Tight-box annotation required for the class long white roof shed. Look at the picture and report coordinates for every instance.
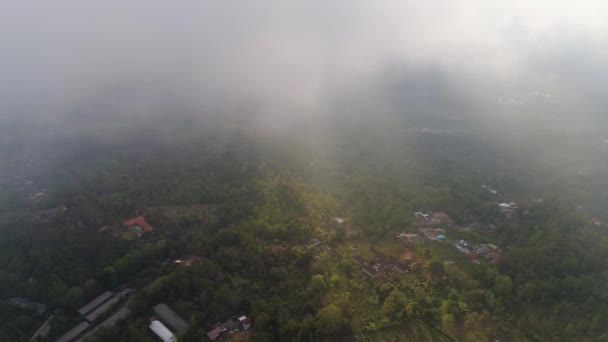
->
[149,320,176,342]
[78,291,112,316]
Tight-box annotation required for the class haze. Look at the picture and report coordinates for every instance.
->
[1,1,607,129]
[2,2,608,341]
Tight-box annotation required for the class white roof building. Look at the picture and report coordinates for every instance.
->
[149,320,176,342]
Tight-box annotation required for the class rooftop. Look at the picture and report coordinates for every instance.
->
[78,291,113,316]
[56,321,90,342]
[153,304,188,333]
[123,216,154,232]
[85,295,121,323]
[206,320,237,341]
[149,320,176,342]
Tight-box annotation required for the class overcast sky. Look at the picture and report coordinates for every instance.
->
[1,1,607,127]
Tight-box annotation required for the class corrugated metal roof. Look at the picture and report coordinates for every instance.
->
[56,321,90,342]
[149,320,175,342]
[78,291,112,316]
[85,295,120,323]
[153,304,188,333]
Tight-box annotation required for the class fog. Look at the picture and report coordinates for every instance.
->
[1,0,607,135]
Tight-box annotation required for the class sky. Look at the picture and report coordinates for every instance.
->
[1,1,607,129]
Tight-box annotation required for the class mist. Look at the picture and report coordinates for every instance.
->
[1,0,608,187]
[2,1,607,130]
[3,3,608,341]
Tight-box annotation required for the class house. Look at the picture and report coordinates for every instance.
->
[56,321,90,342]
[153,304,188,334]
[206,319,242,341]
[454,240,471,254]
[419,227,446,241]
[123,216,155,236]
[475,246,492,256]
[78,291,113,316]
[488,243,498,251]
[149,320,176,342]
[238,316,252,330]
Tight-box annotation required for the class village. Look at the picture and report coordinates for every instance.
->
[8,183,604,341]
[346,192,519,282]
[11,215,253,342]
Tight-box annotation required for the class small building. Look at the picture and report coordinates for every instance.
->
[238,316,252,330]
[419,227,445,241]
[56,321,90,342]
[488,243,498,251]
[153,304,188,334]
[149,320,176,342]
[436,234,446,240]
[206,320,240,341]
[78,291,113,316]
[454,240,471,254]
[476,246,492,256]
[123,216,155,234]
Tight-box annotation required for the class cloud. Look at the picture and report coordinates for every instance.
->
[0,0,606,126]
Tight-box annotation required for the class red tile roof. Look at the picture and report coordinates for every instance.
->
[123,216,154,232]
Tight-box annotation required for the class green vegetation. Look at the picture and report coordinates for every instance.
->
[1,118,607,341]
